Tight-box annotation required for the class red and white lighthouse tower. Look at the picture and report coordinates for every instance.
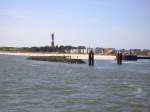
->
[51,33,54,47]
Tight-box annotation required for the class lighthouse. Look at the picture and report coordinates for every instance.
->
[51,33,54,47]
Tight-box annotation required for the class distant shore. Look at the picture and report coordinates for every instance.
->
[0,52,116,60]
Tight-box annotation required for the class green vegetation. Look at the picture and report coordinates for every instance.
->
[0,46,75,53]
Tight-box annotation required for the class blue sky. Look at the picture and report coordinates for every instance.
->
[0,0,150,49]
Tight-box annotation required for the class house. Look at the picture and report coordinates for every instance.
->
[95,47,105,54]
[69,46,87,54]
[104,48,116,55]
[130,49,141,55]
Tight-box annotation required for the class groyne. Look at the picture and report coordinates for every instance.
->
[27,56,86,64]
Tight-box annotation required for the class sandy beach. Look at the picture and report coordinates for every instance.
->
[0,52,116,60]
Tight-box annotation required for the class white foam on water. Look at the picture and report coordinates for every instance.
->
[31,64,37,67]
[128,84,146,98]
[96,67,106,70]
[123,61,135,64]
[129,84,143,94]
[136,88,143,94]
[83,85,88,89]
[132,87,146,98]
[134,88,143,98]
[129,84,136,87]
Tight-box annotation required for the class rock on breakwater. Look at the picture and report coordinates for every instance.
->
[27,56,86,64]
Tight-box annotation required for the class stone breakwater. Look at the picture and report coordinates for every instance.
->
[27,56,86,64]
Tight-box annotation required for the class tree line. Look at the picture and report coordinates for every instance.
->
[0,46,85,53]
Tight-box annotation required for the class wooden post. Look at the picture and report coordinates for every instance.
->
[117,52,122,65]
[89,50,94,66]
[91,51,94,66]
[120,53,122,64]
[89,51,91,66]
[117,52,120,64]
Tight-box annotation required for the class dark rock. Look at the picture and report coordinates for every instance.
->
[27,56,86,64]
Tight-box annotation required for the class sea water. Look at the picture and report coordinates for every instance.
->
[0,55,150,112]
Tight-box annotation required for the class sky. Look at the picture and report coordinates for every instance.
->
[0,0,150,49]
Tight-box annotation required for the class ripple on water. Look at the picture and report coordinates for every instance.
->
[0,55,150,112]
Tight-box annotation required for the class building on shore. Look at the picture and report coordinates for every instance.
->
[69,46,87,54]
[65,46,92,54]
[94,47,105,54]
[103,48,116,55]
[65,46,117,55]
[129,49,141,55]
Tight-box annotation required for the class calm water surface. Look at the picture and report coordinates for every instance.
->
[0,55,150,112]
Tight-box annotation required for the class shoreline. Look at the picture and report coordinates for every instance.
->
[0,52,116,60]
